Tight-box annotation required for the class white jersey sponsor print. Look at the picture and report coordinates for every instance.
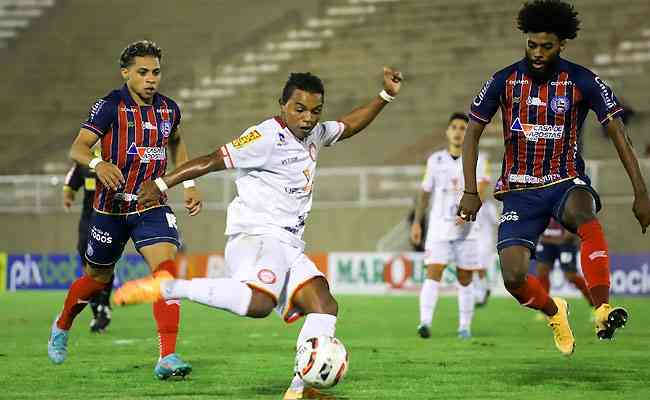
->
[421,150,490,242]
[219,117,344,248]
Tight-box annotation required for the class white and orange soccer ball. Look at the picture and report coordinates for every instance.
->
[294,336,349,389]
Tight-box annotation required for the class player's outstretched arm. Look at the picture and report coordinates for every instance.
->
[167,130,202,216]
[70,128,125,191]
[336,67,403,142]
[457,120,487,222]
[605,117,650,233]
[138,149,227,209]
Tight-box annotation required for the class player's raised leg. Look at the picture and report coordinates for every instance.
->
[560,187,627,339]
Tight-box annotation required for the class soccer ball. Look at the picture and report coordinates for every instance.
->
[294,336,349,389]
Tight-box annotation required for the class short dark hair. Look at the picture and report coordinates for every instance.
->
[517,0,580,41]
[119,40,162,68]
[280,72,325,105]
[448,112,469,124]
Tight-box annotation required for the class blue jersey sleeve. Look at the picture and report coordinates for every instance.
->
[81,95,117,137]
[469,71,507,124]
[577,72,624,125]
[170,100,182,135]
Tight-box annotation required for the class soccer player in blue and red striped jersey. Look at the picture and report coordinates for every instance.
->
[48,40,202,379]
[458,0,650,356]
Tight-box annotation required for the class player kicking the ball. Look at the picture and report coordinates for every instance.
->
[114,67,403,398]
[458,0,650,356]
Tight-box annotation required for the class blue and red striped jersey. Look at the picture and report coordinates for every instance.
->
[470,57,623,197]
[81,84,181,214]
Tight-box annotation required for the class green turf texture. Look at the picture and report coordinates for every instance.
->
[1,292,649,399]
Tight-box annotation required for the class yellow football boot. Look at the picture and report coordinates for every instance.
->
[113,270,173,305]
[546,297,575,357]
[594,303,628,340]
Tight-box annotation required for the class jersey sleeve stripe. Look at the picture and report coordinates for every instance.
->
[81,122,105,137]
[469,111,489,123]
[220,145,234,169]
[598,107,624,124]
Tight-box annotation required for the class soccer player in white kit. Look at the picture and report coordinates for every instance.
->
[114,68,403,399]
[410,113,490,339]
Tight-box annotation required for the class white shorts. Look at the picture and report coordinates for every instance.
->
[424,239,481,270]
[224,233,326,323]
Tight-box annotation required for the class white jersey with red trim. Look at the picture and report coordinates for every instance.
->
[422,150,490,241]
[219,117,344,248]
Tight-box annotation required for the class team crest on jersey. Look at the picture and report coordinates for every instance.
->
[510,118,563,142]
[232,130,262,149]
[127,143,166,163]
[550,96,570,114]
[160,120,173,137]
[277,132,287,146]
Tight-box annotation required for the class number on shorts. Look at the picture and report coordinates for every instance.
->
[166,213,178,229]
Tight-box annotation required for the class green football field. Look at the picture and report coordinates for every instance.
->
[1,292,649,400]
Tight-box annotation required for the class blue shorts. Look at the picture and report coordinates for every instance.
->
[535,242,579,273]
[497,177,601,256]
[85,206,180,266]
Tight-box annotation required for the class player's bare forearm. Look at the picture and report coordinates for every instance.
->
[161,151,226,189]
[607,118,648,197]
[461,120,486,193]
[413,191,431,224]
[337,66,402,141]
[337,97,388,141]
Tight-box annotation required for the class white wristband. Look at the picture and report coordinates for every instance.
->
[379,90,395,103]
[182,180,196,188]
[154,177,169,192]
[88,157,102,169]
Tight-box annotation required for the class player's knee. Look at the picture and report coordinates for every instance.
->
[457,269,473,286]
[86,264,114,283]
[502,269,527,290]
[247,290,276,318]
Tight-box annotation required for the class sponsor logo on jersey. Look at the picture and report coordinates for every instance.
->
[550,96,570,114]
[281,156,301,165]
[120,106,137,113]
[277,132,288,146]
[232,130,262,149]
[142,121,157,130]
[526,97,547,107]
[127,142,166,163]
[473,77,494,106]
[509,173,561,184]
[507,79,529,85]
[573,177,586,185]
[551,80,573,86]
[499,211,519,223]
[160,120,173,137]
[594,76,617,110]
[510,117,563,142]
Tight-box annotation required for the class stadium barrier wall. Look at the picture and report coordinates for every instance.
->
[3,252,650,297]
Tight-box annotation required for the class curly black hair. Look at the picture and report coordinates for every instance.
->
[119,40,162,68]
[517,0,580,40]
[280,72,324,104]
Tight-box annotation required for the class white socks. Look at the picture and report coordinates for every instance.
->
[162,278,252,316]
[457,283,475,332]
[296,313,337,349]
[419,279,440,327]
[473,275,489,304]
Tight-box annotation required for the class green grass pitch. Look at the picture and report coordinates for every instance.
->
[1,292,649,399]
